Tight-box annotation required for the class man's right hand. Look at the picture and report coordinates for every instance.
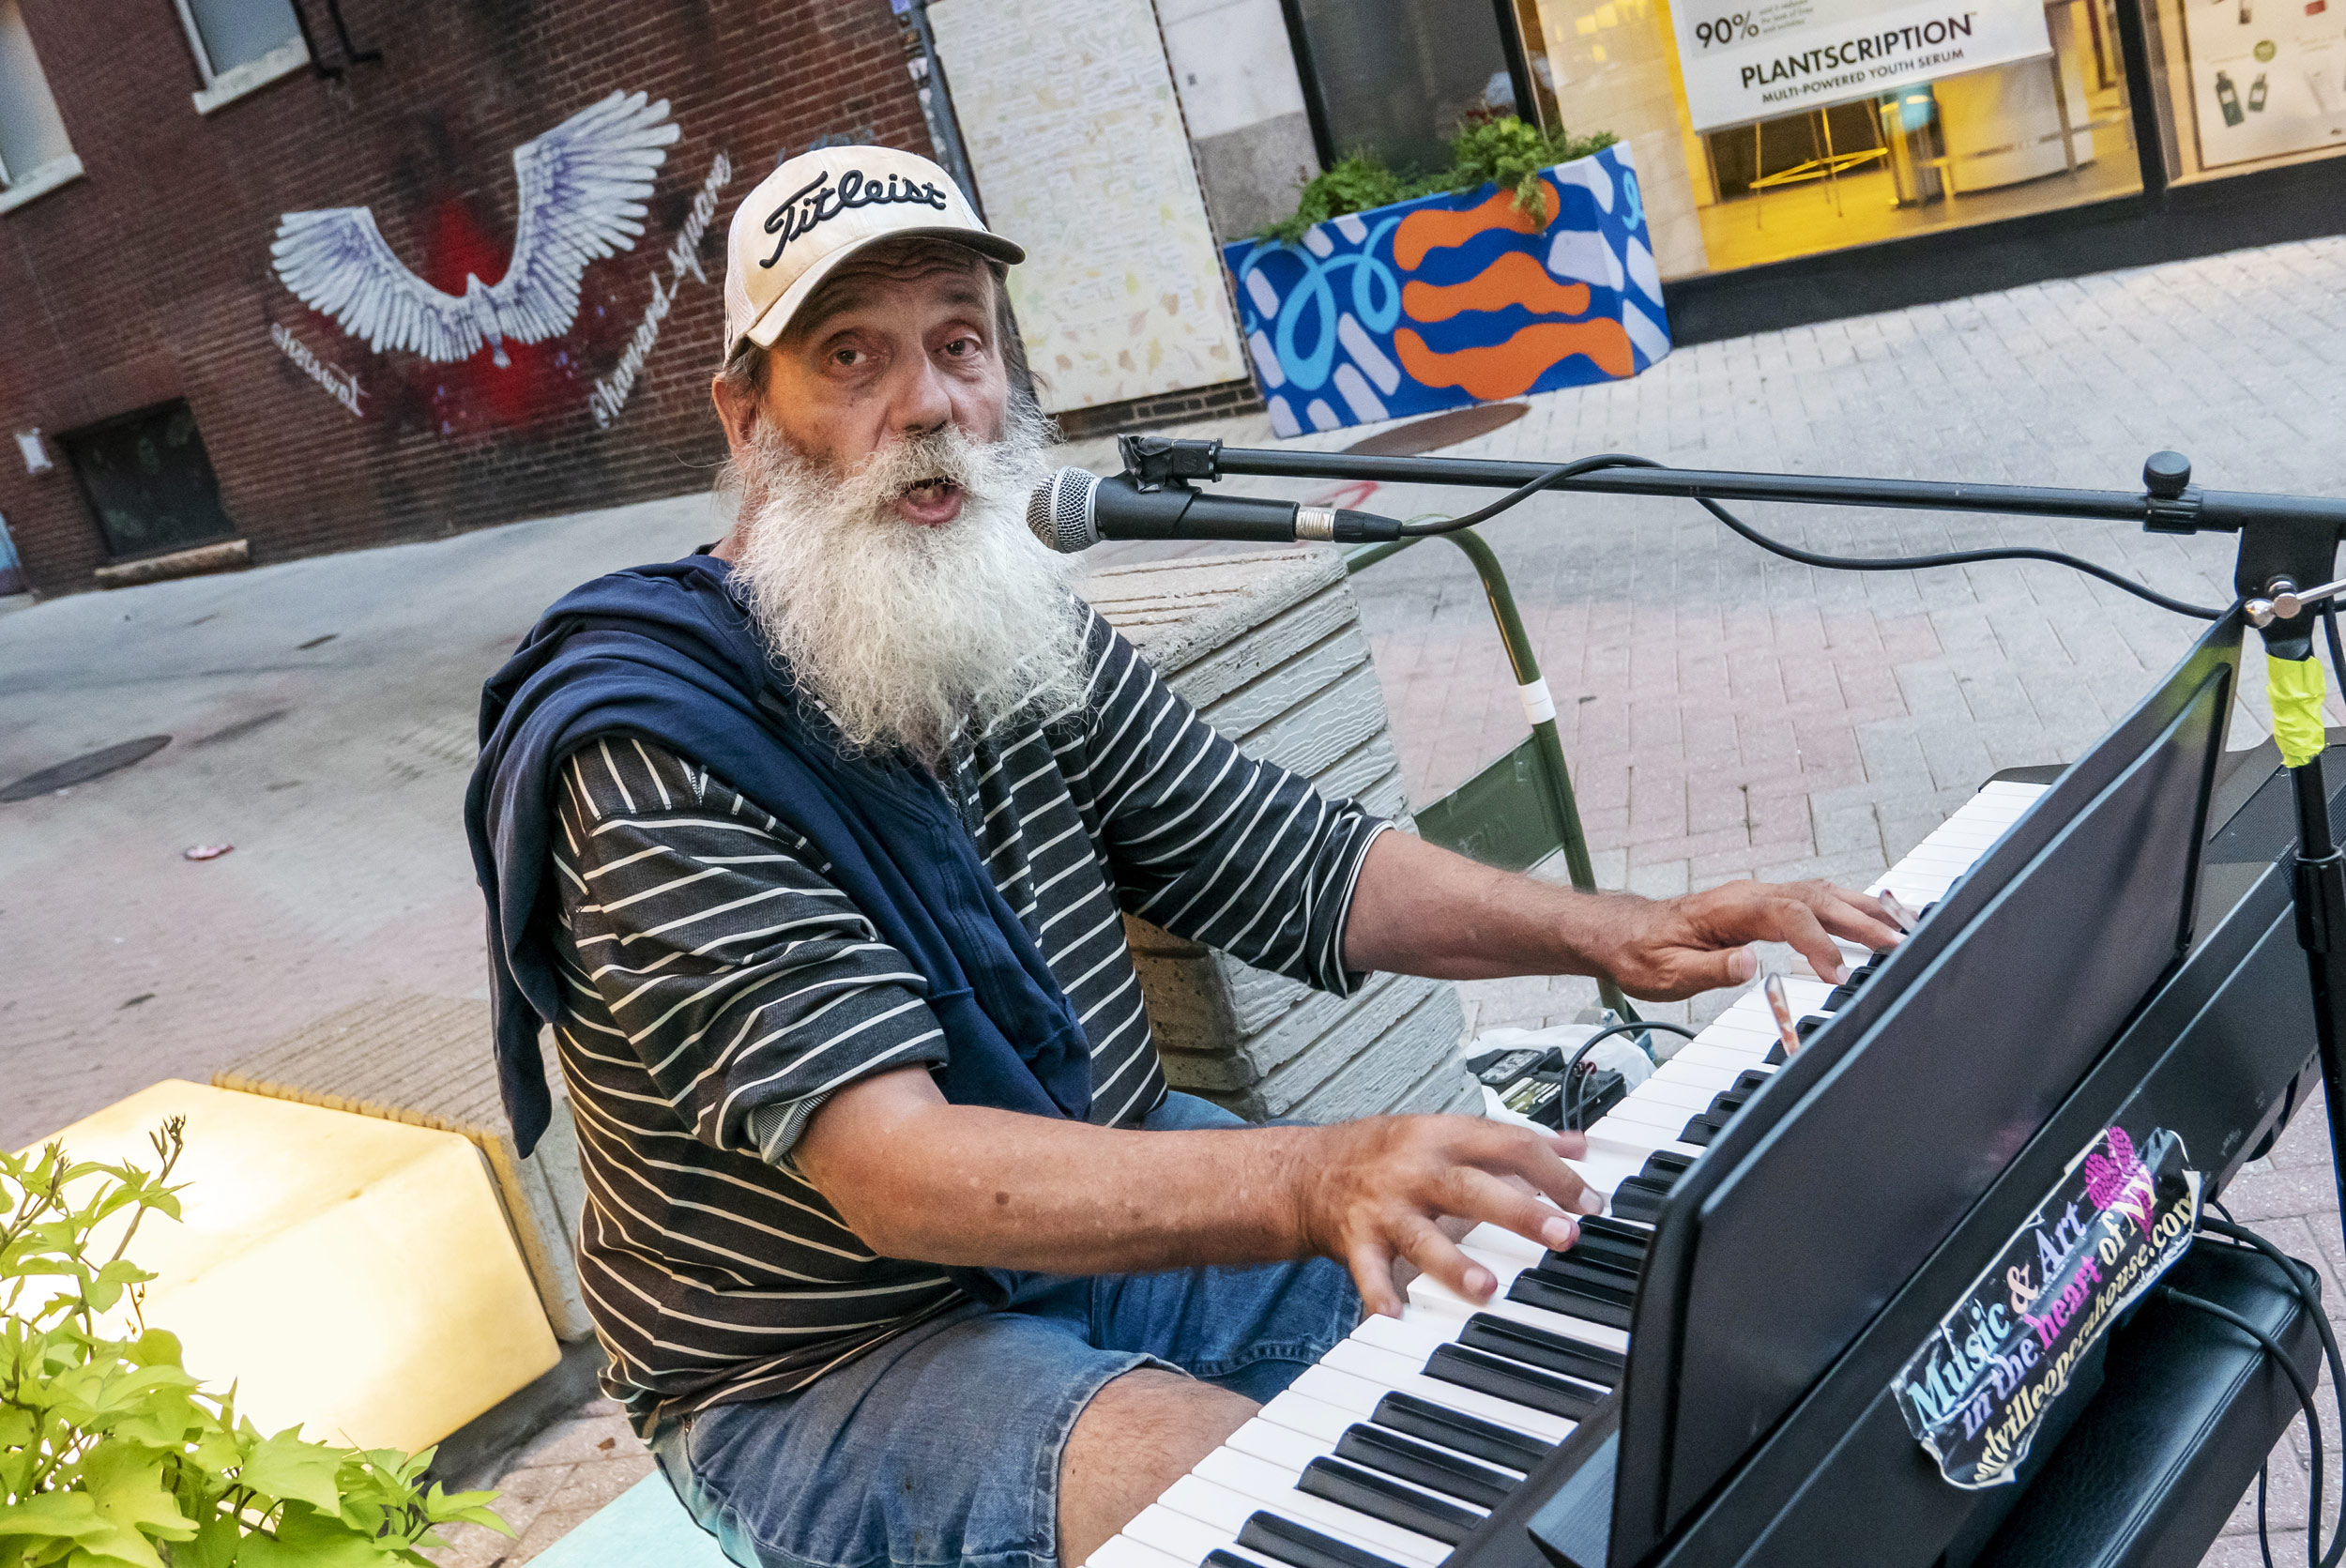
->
[1291,1115,1600,1317]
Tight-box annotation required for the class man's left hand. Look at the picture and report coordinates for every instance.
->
[1596,879,1902,1000]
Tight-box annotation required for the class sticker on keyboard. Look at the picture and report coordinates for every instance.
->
[1889,1122,2201,1489]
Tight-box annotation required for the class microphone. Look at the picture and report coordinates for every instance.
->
[1025,468,1405,554]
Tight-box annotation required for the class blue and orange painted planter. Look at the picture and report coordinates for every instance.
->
[1222,145,1669,436]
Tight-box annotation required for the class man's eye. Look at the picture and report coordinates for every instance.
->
[943,337,978,358]
[831,347,863,367]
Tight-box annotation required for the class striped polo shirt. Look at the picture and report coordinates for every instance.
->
[543,608,1388,1436]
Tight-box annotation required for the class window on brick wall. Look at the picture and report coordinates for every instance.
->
[174,0,307,114]
[0,1,80,211]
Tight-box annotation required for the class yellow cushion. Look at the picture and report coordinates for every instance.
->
[24,1080,559,1453]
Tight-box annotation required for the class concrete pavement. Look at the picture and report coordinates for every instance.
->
[7,233,2346,1564]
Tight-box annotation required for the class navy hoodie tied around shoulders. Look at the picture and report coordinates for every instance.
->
[464,554,1092,1161]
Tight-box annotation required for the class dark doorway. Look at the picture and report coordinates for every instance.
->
[60,402,236,561]
[1284,0,1517,175]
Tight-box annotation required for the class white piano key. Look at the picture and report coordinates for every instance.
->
[1188,1452,1453,1565]
[1257,1388,1366,1446]
[1226,1415,1341,1475]
[1088,1532,1211,1568]
[1595,1096,1698,1135]
[1123,1502,1266,1567]
[1318,1339,1577,1443]
[1458,1222,1546,1265]
[1409,1271,1633,1353]
[1624,1076,1718,1111]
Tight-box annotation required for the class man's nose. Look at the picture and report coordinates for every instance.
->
[888,353,955,438]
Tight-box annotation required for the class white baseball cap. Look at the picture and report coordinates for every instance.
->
[722,146,1024,359]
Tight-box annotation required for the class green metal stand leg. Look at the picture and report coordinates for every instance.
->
[1348,529,1635,1022]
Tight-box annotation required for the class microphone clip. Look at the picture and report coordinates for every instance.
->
[1117,434,1224,493]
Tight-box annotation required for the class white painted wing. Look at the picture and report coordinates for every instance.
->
[269,206,483,362]
[488,88,679,344]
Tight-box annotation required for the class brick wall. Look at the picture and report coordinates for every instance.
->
[0,0,931,597]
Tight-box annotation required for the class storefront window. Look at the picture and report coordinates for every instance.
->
[2141,0,2346,182]
[1285,0,1522,171]
[1509,0,2143,275]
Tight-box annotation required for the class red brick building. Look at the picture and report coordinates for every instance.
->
[0,0,936,598]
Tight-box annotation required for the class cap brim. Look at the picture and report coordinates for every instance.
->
[739,226,1026,352]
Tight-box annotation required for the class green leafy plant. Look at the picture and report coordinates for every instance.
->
[0,1119,509,1566]
[1441,114,1620,221]
[1256,115,1620,243]
[1258,152,1441,245]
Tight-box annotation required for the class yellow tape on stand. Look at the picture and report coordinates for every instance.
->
[2270,652,2330,769]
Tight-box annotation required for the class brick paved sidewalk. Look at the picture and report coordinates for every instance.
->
[7,236,2346,1564]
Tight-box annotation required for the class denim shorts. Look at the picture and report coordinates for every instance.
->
[649,1091,1362,1568]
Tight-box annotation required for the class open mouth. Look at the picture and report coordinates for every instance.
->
[892,475,966,525]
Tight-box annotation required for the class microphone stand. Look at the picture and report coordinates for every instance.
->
[1117,434,2346,1257]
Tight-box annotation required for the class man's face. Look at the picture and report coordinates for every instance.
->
[708,241,1079,765]
[730,251,1011,528]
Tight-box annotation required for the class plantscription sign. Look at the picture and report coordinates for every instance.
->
[1890,1123,2200,1489]
[1741,14,1976,91]
[1672,0,2052,129]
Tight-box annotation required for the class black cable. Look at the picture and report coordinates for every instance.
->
[1395,453,2228,621]
[2160,1286,2324,1568]
[2325,603,2346,701]
[1559,1020,1696,1131]
[2205,1216,2346,1568]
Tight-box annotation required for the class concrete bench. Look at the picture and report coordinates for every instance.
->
[1086,547,1476,1123]
[214,993,594,1342]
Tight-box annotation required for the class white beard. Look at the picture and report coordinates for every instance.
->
[728,407,1089,765]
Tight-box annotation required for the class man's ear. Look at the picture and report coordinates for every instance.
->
[711,373,760,455]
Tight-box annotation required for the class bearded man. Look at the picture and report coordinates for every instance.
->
[467,149,1898,1568]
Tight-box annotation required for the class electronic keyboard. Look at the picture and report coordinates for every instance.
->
[1085,783,2053,1568]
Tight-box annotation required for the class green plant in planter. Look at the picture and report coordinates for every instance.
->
[1442,115,1620,222]
[1256,115,1620,243]
[0,1119,509,1566]
[1259,152,1441,245]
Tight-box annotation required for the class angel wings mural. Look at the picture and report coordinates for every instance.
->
[271,90,680,368]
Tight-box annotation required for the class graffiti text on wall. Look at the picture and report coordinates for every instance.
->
[590,150,734,429]
[271,323,367,419]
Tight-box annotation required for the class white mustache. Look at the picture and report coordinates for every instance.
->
[726,409,1088,763]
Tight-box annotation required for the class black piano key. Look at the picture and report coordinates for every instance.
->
[1708,1088,1751,1116]
[1238,1512,1411,1568]
[1335,1423,1516,1509]
[1531,1252,1638,1305]
[1678,1114,1723,1147]
[1763,1039,1789,1066]
[1509,1268,1635,1329]
[1821,982,1859,1011]
[1459,1313,1625,1389]
[1370,1391,1552,1472]
[1732,1070,1772,1095]
[1607,1177,1669,1224]
[1426,1342,1606,1419]
[1543,1216,1646,1274]
[1206,1552,1264,1568]
[1299,1456,1479,1545]
[1794,1014,1828,1040]
[1641,1148,1696,1180]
